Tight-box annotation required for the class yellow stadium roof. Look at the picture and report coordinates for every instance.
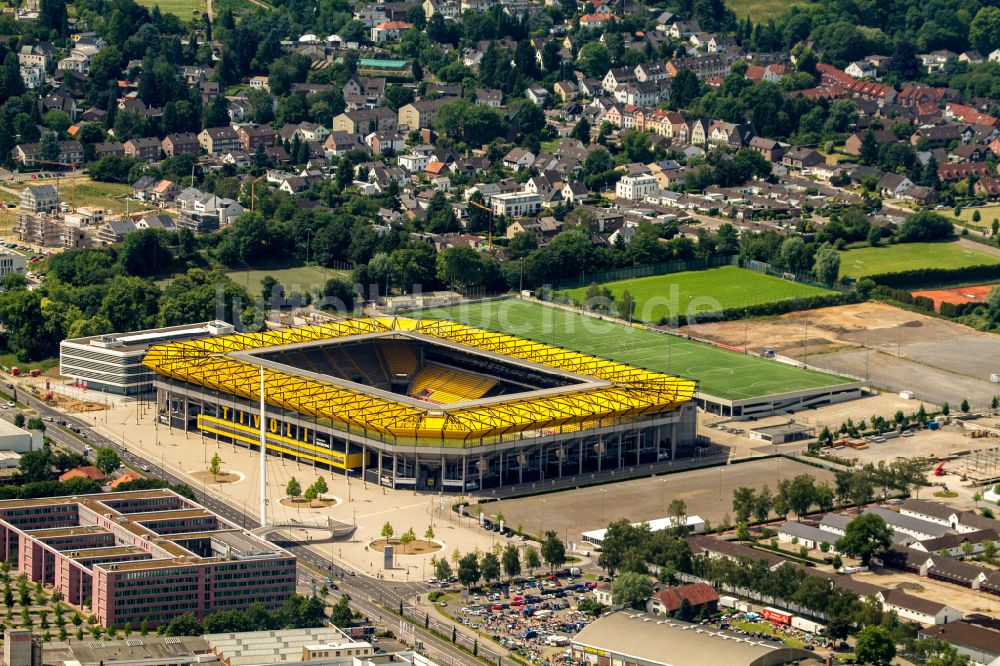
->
[141,317,697,442]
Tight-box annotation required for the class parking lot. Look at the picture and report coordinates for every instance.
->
[491,457,836,539]
[447,572,598,664]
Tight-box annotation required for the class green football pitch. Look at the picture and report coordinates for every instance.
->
[417,300,851,400]
[559,266,832,323]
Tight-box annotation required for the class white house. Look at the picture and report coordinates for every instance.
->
[398,153,432,172]
[845,61,877,79]
[371,21,413,43]
[490,192,541,217]
[616,174,659,200]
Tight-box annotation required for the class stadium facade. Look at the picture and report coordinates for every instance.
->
[143,317,699,491]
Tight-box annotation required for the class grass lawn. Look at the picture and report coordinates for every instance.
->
[558,267,831,324]
[0,353,58,373]
[837,241,1000,278]
[417,299,850,400]
[17,178,157,218]
[946,203,1000,229]
[226,264,348,297]
[731,621,809,649]
[725,0,812,20]
[134,0,205,17]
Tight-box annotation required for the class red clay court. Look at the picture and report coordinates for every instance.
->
[911,284,996,310]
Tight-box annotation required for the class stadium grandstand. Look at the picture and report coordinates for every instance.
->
[142,317,699,491]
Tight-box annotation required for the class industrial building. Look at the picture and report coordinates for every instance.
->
[0,418,43,453]
[0,489,295,628]
[570,612,821,666]
[59,321,236,395]
[142,317,699,492]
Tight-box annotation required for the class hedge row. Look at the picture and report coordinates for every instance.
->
[872,286,936,312]
[654,291,858,326]
[869,264,1000,289]
[940,300,983,318]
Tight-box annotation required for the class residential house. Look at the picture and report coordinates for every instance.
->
[878,173,914,198]
[123,137,161,162]
[616,174,659,200]
[526,87,549,106]
[333,108,398,134]
[939,162,991,181]
[503,148,536,169]
[491,192,541,217]
[19,185,60,214]
[232,124,274,152]
[198,127,241,156]
[561,182,589,204]
[554,81,578,102]
[366,131,406,155]
[161,133,200,157]
[749,136,784,162]
[782,147,825,170]
[845,61,877,79]
[398,99,451,131]
[93,142,126,159]
[708,121,755,148]
[12,140,83,166]
[96,219,138,245]
[175,187,244,234]
[371,21,413,43]
[324,132,367,157]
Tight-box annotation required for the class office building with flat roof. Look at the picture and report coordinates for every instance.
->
[59,321,235,395]
[0,489,295,628]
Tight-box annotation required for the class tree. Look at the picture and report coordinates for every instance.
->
[611,572,653,609]
[753,487,773,523]
[286,477,302,501]
[480,552,501,583]
[524,546,541,573]
[732,487,757,524]
[93,447,121,476]
[310,476,328,496]
[502,543,521,580]
[835,514,892,566]
[540,531,566,571]
[329,596,352,628]
[399,528,416,553]
[433,556,452,581]
[616,290,635,322]
[961,398,970,413]
[855,625,896,666]
[381,522,395,541]
[813,243,841,285]
[40,131,61,163]
[667,499,688,533]
[457,553,481,588]
[208,453,221,480]
[424,525,435,540]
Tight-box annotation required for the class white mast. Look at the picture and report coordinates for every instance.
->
[259,366,268,528]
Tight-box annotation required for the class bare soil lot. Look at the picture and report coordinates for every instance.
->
[682,303,1000,406]
[492,458,835,539]
[855,570,1000,616]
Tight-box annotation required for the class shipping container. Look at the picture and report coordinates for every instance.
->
[762,607,792,625]
[791,616,825,634]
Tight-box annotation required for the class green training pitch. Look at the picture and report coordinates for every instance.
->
[418,300,850,400]
[838,241,1000,279]
[559,266,831,324]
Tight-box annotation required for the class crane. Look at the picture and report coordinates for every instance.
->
[467,197,495,250]
[26,159,82,210]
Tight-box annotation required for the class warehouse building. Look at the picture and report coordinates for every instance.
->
[571,612,821,666]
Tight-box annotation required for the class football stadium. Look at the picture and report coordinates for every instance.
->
[142,317,699,491]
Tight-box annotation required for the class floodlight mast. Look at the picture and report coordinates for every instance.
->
[259,366,268,529]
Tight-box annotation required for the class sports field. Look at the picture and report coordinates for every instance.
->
[418,300,850,400]
[559,267,831,323]
[838,241,1000,279]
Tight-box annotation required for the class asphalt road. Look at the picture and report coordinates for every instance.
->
[15,388,514,666]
